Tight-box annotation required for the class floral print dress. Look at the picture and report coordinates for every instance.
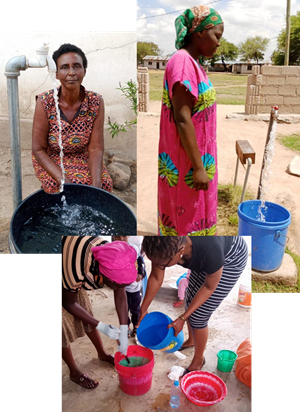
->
[32,86,112,194]
[158,49,218,235]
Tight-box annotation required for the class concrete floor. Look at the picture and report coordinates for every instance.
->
[62,259,251,412]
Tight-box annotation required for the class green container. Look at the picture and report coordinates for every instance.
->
[119,356,150,367]
[217,350,238,372]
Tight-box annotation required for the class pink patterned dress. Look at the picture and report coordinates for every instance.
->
[158,49,218,236]
[32,86,112,194]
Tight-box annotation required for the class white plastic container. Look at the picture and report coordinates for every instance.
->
[237,283,252,308]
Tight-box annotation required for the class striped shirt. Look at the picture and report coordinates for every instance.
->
[62,236,108,292]
[180,236,234,275]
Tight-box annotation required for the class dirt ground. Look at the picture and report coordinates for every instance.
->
[137,102,300,256]
[62,257,251,412]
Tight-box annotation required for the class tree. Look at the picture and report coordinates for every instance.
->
[210,38,239,66]
[239,36,269,63]
[137,41,162,65]
[272,11,300,65]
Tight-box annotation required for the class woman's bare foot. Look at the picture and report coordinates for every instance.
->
[70,371,99,389]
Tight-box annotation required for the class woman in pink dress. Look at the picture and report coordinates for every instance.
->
[158,5,224,235]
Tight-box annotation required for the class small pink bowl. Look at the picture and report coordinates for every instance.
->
[180,371,227,407]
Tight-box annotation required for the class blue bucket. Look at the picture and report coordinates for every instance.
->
[137,312,184,353]
[238,200,291,272]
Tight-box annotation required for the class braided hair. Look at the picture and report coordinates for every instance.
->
[141,236,187,259]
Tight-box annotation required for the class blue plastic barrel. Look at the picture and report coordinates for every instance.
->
[137,312,184,353]
[238,200,291,272]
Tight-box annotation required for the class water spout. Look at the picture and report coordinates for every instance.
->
[47,55,57,74]
[27,43,56,73]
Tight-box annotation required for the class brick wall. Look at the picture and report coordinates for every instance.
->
[137,66,149,112]
[245,65,300,115]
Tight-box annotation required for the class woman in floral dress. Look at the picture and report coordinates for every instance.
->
[158,5,224,235]
[32,43,112,194]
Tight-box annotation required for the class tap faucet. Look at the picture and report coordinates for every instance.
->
[26,43,56,73]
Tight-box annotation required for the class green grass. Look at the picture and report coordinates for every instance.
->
[149,70,164,101]
[252,248,300,293]
[217,184,252,235]
[278,133,300,153]
[148,70,247,104]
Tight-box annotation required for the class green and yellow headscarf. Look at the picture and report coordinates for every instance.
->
[175,5,223,50]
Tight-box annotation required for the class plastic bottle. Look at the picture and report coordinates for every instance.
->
[170,380,180,408]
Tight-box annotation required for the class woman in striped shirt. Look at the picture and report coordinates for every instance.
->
[62,236,137,389]
[138,236,248,376]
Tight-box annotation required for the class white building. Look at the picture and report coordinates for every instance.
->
[142,55,170,70]
[211,60,270,74]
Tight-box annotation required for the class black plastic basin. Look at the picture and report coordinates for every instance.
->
[9,184,136,253]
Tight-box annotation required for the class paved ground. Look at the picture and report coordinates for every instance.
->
[62,256,251,412]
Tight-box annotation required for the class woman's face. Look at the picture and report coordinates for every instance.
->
[149,246,185,271]
[56,52,86,89]
[196,23,224,58]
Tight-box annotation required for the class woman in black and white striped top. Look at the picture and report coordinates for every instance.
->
[138,236,248,376]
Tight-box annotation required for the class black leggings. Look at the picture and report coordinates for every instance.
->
[126,290,142,326]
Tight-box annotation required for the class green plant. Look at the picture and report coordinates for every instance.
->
[108,80,137,138]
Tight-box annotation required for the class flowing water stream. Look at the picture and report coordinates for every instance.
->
[257,109,278,221]
[49,70,66,197]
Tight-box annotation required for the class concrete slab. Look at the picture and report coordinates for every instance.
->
[252,252,298,286]
[62,259,251,412]
[226,112,300,124]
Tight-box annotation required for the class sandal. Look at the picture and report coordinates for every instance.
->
[173,300,184,308]
[132,327,137,337]
[128,328,131,338]
[70,374,99,389]
[99,355,115,366]
[178,345,194,352]
[182,358,206,377]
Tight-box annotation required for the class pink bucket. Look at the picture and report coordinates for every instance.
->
[114,345,154,396]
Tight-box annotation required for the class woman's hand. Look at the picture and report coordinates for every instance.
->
[96,322,120,339]
[136,263,165,328]
[136,274,143,282]
[136,308,148,328]
[193,167,210,191]
[167,318,185,337]
[64,176,72,184]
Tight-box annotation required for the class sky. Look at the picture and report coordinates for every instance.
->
[137,0,300,62]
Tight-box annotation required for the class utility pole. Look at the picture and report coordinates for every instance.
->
[284,0,291,65]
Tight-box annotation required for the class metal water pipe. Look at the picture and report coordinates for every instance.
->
[4,43,56,210]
